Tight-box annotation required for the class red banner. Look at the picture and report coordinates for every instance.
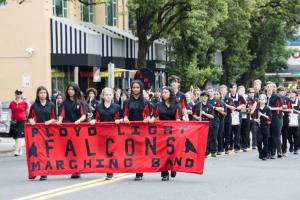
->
[24,121,209,179]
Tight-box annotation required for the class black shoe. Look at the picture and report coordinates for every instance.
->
[134,176,143,181]
[106,174,113,180]
[39,176,47,181]
[211,153,216,157]
[277,154,282,158]
[234,149,239,153]
[262,157,267,161]
[252,146,257,150]
[161,176,169,181]
[259,154,263,159]
[217,152,222,155]
[294,151,299,155]
[270,155,276,159]
[289,147,294,152]
[70,174,81,179]
[225,151,229,154]
[243,149,248,152]
[170,171,176,178]
[29,176,36,180]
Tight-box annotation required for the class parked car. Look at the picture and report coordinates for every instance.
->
[0,101,11,135]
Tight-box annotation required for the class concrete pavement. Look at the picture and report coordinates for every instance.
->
[0,137,14,153]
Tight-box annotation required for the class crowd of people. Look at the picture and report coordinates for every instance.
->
[8,76,300,181]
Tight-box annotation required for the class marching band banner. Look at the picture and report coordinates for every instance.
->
[24,121,209,179]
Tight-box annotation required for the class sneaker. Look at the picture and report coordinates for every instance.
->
[39,176,47,181]
[70,174,81,179]
[170,171,176,178]
[161,176,169,181]
[106,174,113,180]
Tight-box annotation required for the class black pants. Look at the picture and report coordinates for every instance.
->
[207,121,219,154]
[224,117,232,151]
[9,121,25,139]
[217,117,225,152]
[269,116,283,156]
[288,126,299,152]
[257,126,270,158]
[241,117,250,149]
[250,120,258,147]
[281,117,289,153]
[232,125,241,151]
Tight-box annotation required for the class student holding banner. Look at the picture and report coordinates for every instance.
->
[90,87,122,180]
[287,89,299,154]
[123,80,151,181]
[153,86,181,181]
[57,83,86,179]
[28,86,56,181]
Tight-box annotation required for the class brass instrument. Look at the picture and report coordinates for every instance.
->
[199,102,202,121]
[87,97,95,122]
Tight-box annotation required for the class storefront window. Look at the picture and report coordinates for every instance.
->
[51,66,74,93]
[53,0,67,18]
[81,0,94,22]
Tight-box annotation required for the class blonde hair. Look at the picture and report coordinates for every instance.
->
[100,87,114,103]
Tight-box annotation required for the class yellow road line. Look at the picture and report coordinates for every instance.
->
[15,174,134,200]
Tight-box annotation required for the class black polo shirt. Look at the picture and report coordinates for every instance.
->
[192,102,214,122]
[95,103,121,122]
[267,93,283,117]
[229,93,246,108]
[208,98,221,123]
[61,99,86,122]
[154,102,181,120]
[175,91,188,109]
[28,101,55,123]
[124,97,150,121]
[254,106,272,127]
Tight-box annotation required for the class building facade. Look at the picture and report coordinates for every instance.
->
[0,0,167,101]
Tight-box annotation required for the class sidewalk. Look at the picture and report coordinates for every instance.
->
[0,137,15,153]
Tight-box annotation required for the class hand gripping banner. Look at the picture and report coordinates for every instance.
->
[24,121,209,179]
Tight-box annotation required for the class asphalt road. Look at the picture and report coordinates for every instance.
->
[1,150,299,200]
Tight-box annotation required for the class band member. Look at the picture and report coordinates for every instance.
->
[214,90,227,154]
[207,87,224,157]
[57,83,86,178]
[278,87,290,156]
[123,80,151,181]
[253,79,263,99]
[55,93,64,119]
[90,87,122,180]
[168,75,188,121]
[220,85,235,154]
[229,83,246,153]
[28,86,56,181]
[9,89,29,157]
[238,85,250,152]
[247,88,258,149]
[265,81,283,159]
[254,94,272,161]
[192,92,214,156]
[86,88,99,122]
[287,89,299,154]
[153,87,181,181]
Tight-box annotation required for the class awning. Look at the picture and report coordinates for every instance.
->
[50,17,102,66]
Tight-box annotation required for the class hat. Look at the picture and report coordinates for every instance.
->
[15,89,23,95]
[200,91,209,97]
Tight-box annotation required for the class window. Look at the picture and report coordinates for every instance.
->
[105,0,117,26]
[81,0,94,22]
[51,66,74,94]
[52,0,67,18]
[0,1,7,8]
